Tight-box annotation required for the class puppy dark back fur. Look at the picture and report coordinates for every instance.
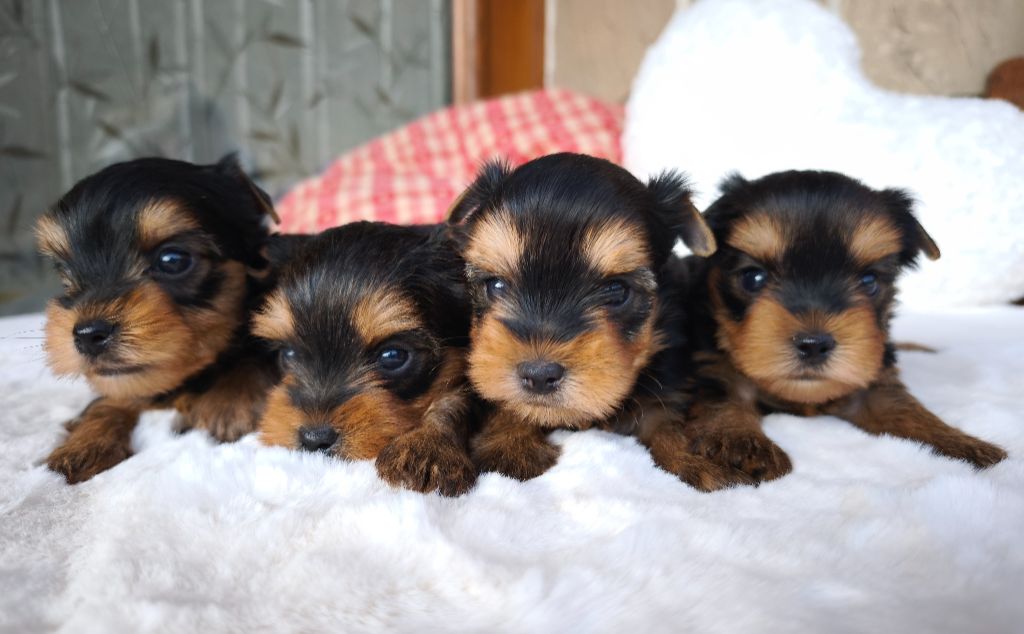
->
[448,153,745,489]
[36,155,282,483]
[682,170,1007,488]
[254,221,477,496]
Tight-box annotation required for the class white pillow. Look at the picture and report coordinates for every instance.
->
[624,0,1024,308]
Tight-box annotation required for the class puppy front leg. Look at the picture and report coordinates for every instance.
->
[376,389,478,496]
[637,410,756,492]
[829,374,1007,469]
[173,360,277,443]
[47,398,140,484]
[470,408,560,481]
[686,397,792,484]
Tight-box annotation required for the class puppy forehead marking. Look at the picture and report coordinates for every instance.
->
[583,219,651,275]
[352,286,422,344]
[36,213,70,258]
[138,199,200,250]
[464,211,523,278]
[253,290,294,341]
[727,213,785,262]
[849,214,901,265]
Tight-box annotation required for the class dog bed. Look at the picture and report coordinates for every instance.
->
[2,306,1022,632]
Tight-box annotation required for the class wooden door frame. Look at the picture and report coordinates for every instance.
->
[452,0,546,103]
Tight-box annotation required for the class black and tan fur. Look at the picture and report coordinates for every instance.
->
[254,222,477,497]
[448,153,746,490]
[37,156,282,483]
[682,170,1007,488]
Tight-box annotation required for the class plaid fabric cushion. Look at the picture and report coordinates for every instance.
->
[276,89,623,232]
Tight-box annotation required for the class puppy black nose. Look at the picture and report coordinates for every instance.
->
[298,425,339,452]
[794,333,836,364]
[73,320,117,357]
[517,361,565,395]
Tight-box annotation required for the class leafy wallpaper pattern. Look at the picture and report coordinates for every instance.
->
[0,0,450,314]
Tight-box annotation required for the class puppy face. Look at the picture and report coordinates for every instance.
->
[255,222,469,458]
[703,171,940,404]
[449,153,715,427]
[36,156,274,401]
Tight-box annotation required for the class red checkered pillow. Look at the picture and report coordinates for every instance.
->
[276,89,623,232]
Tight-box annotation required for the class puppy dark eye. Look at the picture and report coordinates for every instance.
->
[485,277,508,301]
[153,247,193,277]
[861,272,879,296]
[378,346,411,373]
[279,347,297,370]
[601,280,630,307]
[739,268,769,293]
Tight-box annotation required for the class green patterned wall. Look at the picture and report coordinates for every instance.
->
[0,0,451,315]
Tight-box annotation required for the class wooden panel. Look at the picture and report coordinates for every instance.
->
[451,0,480,103]
[452,0,545,102]
[478,0,545,97]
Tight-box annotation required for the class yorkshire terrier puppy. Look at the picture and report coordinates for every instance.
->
[448,152,741,490]
[36,156,281,483]
[682,170,1007,487]
[254,221,477,496]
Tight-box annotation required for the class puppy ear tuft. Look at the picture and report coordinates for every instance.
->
[243,176,280,226]
[262,233,311,270]
[35,211,68,259]
[718,172,748,196]
[212,152,243,175]
[212,152,280,225]
[448,158,513,225]
[882,188,940,262]
[647,170,716,257]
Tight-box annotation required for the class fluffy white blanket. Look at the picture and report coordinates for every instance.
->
[1,308,1022,633]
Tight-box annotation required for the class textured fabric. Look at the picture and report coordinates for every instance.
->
[624,0,1024,308]
[276,89,623,232]
[2,309,1023,632]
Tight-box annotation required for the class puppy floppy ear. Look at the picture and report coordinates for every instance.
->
[647,170,716,257]
[447,158,513,225]
[881,188,941,263]
[263,233,312,269]
[242,175,280,226]
[419,227,473,341]
[211,152,280,225]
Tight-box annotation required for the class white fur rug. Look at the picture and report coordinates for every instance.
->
[1,308,1022,633]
